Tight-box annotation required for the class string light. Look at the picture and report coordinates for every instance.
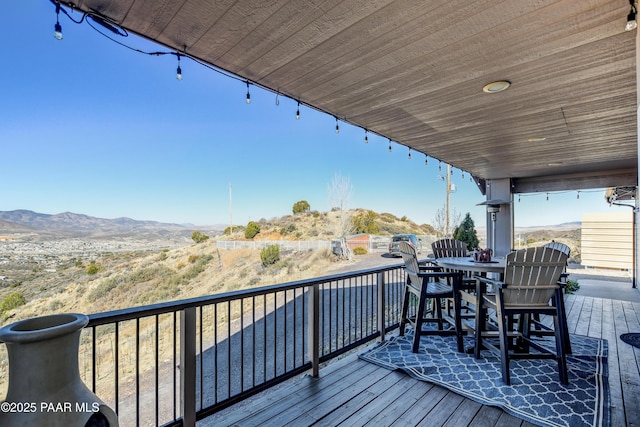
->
[626,0,638,31]
[335,117,340,134]
[388,139,392,152]
[176,53,182,80]
[408,147,412,159]
[245,82,251,104]
[439,161,442,172]
[518,194,521,202]
[424,155,428,166]
[577,191,580,200]
[296,101,300,120]
[546,193,549,201]
[364,129,369,144]
[54,2,63,40]
[469,175,472,182]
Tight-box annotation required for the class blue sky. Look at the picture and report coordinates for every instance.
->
[1,2,623,228]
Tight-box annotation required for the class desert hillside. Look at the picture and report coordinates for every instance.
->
[0,208,580,325]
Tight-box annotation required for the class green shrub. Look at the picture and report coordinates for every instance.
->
[86,263,100,275]
[0,292,26,312]
[565,279,580,294]
[191,231,209,243]
[353,247,368,255]
[245,221,261,239]
[292,200,311,214]
[260,245,281,266]
[188,254,199,264]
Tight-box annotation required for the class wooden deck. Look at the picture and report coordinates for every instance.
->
[202,293,640,427]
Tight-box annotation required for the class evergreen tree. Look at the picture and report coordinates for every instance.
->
[453,213,479,250]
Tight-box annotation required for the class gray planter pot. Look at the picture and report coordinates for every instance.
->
[0,313,118,427]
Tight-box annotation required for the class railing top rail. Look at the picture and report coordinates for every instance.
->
[87,262,404,327]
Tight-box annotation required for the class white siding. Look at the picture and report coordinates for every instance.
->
[581,212,633,270]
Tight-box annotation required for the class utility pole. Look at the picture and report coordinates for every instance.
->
[446,164,451,237]
[229,183,233,234]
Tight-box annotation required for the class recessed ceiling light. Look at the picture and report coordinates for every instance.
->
[527,137,547,142]
[548,162,563,166]
[482,80,511,93]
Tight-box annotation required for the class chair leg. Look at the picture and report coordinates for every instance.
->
[399,287,411,337]
[412,290,428,353]
[556,291,572,354]
[474,298,485,359]
[495,303,511,385]
[453,288,464,353]
[554,304,569,385]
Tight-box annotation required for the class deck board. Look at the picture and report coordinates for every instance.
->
[201,294,640,427]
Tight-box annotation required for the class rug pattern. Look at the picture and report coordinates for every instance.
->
[359,331,609,427]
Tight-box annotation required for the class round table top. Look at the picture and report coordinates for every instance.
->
[435,256,505,274]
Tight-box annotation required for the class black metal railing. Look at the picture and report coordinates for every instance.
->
[77,263,406,427]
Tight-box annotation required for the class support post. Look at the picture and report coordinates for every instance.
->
[180,308,197,427]
[307,284,320,377]
[377,272,386,342]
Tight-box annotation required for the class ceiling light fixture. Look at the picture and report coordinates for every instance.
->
[54,3,63,40]
[527,137,546,142]
[627,0,638,31]
[482,80,511,93]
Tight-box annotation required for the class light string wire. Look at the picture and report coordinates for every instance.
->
[53,1,467,175]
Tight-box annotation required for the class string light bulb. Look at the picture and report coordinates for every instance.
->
[408,147,411,159]
[388,139,392,152]
[577,191,580,200]
[439,161,442,172]
[627,0,638,31]
[54,3,63,40]
[461,171,465,179]
[296,101,300,120]
[245,82,251,104]
[364,130,369,144]
[424,155,428,166]
[518,195,521,202]
[335,117,339,134]
[546,193,549,201]
[176,54,182,80]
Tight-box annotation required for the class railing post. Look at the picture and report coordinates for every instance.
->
[180,308,197,427]
[377,272,386,342]
[307,284,320,377]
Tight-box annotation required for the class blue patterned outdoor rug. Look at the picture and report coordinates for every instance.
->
[359,331,609,427]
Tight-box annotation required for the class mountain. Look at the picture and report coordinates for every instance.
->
[0,210,213,238]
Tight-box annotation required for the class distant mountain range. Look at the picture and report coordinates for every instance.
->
[0,210,220,238]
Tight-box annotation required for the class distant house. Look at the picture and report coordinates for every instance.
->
[345,234,370,250]
[581,212,633,270]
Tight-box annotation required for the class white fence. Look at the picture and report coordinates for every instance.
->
[216,234,437,253]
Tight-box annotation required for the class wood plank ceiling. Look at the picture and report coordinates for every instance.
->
[65,0,638,193]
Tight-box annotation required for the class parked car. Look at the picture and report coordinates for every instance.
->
[388,234,422,257]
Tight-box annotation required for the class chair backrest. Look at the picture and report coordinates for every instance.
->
[431,238,468,258]
[502,247,569,306]
[543,241,571,257]
[398,241,421,286]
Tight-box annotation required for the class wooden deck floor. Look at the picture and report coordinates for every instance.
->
[202,294,640,427]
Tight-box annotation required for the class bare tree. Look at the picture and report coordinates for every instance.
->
[328,172,354,237]
[433,206,462,237]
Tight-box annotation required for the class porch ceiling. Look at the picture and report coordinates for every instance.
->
[67,0,638,193]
